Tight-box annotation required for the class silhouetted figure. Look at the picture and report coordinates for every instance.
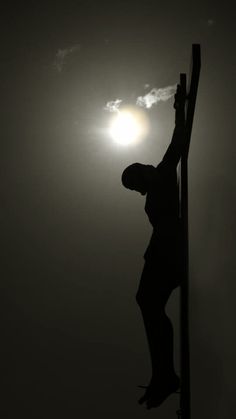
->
[122,85,186,409]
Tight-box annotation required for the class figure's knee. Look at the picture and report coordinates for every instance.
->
[135,290,142,307]
[136,290,164,315]
[136,289,148,309]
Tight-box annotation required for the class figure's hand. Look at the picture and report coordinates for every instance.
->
[174,84,186,110]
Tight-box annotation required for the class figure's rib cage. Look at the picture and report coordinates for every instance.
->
[177,44,201,419]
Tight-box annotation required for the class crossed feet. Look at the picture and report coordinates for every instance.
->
[138,374,180,410]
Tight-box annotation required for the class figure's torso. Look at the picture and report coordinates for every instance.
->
[144,161,181,263]
[145,161,179,229]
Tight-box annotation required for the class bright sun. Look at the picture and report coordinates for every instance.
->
[109,107,149,146]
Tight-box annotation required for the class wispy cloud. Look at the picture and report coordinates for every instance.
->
[104,84,177,112]
[104,99,123,113]
[54,44,80,72]
[136,85,176,109]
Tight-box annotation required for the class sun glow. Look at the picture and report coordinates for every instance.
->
[109,107,149,146]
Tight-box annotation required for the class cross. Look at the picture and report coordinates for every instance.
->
[178,44,201,419]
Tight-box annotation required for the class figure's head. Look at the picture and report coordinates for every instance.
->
[121,163,155,195]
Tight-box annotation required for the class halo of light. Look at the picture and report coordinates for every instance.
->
[109,107,149,146]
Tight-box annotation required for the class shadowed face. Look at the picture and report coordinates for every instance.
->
[121,163,153,195]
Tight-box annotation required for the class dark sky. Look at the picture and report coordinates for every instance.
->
[1,2,236,418]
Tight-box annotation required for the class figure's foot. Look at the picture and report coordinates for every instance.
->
[138,374,180,407]
[145,375,180,409]
[138,386,152,405]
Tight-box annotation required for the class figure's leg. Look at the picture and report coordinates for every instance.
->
[140,305,176,383]
[136,288,177,384]
[136,263,179,406]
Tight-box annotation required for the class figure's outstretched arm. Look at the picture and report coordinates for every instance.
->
[161,85,186,167]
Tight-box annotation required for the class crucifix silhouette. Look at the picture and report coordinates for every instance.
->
[121,44,201,417]
[178,44,201,419]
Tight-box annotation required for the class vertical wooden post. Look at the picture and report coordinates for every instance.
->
[179,44,201,419]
